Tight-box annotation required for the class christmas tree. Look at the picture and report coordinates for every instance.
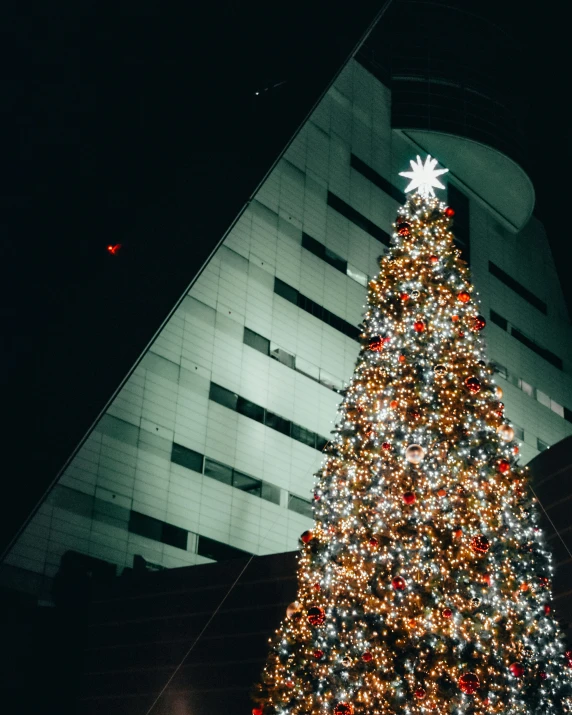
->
[252,156,572,715]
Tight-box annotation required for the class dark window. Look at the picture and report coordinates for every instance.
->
[162,522,188,550]
[489,261,547,314]
[302,232,326,260]
[209,383,238,410]
[490,310,508,331]
[327,191,390,246]
[492,362,508,379]
[204,458,233,485]
[274,278,360,341]
[274,277,298,304]
[350,154,405,203]
[244,327,270,355]
[511,328,563,370]
[197,535,251,561]
[128,511,163,543]
[237,396,265,423]
[315,436,329,452]
[291,423,316,448]
[261,482,281,505]
[324,247,347,273]
[289,495,313,518]
[233,470,262,496]
[447,184,470,263]
[564,407,572,424]
[270,347,296,369]
[171,443,204,473]
[537,438,550,452]
[265,411,291,436]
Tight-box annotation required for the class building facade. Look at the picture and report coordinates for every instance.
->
[3,58,572,602]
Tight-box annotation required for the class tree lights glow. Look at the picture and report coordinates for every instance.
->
[252,158,572,715]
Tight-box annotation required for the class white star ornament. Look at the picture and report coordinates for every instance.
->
[399,155,449,198]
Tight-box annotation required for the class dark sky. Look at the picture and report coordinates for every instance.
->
[0,0,569,555]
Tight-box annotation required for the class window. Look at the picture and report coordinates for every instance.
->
[162,522,188,550]
[209,383,238,410]
[261,482,281,505]
[271,346,296,369]
[350,154,405,203]
[204,458,233,486]
[197,535,251,561]
[128,511,187,550]
[324,247,347,273]
[490,310,508,331]
[347,264,368,287]
[514,425,525,441]
[291,423,316,448]
[519,379,535,397]
[511,328,563,370]
[237,396,265,423]
[327,191,390,246]
[171,443,204,473]
[274,277,298,304]
[274,278,360,341]
[244,327,270,356]
[537,438,550,452]
[315,436,329,452]
[550,400,565,418]
[289,495,313,518]
[536,390,551,408]
[265,411,291,436]
[447,184,470,263]
[233,471,262,496]
[492,363,508,379]
[489,262,547,314]
[302,232,326,260]
[564,407,572,424]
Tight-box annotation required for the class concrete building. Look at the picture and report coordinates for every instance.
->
[3,49,572,603]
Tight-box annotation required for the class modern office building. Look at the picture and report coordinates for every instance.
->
[2,39,572,604]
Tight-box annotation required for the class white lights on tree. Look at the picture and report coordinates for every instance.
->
[399,154,449,198]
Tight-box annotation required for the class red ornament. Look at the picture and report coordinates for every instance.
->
[544,604,551,615]
[457,291,471,303]
[451,314,460,322]
[540,671,548,680]
[458,672,480,694]
[252,708,263,715]
[498,459,510,474]
[369,537,380,548]
[437,488,447,498]
[307,606,326,626]
[362,651,373,662]
[509,662,525,678]
[382,442,391,450]
[442,607,453,618]
[401,293,410,301]
[392,576,407,591]
[429,255,439,264]
[471,534,490,554]
[403,491,416,504]
[314,583,321,591]
[107,243,122,255]
[445,206,455,217]
[313,649,324,659]
[464,377,481,394]
[415,687,427,700]
[472,315,486,331]
[389,400,399,409]
[301,530,314,544]
[483,573,492,586]
[334,704,354,715]
[413,320,425,333]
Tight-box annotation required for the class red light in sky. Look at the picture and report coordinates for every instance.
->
[107,243,122,255]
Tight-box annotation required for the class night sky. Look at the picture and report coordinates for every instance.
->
[0,0,569,556]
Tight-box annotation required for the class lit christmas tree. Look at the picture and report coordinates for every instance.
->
[252,156,572,715]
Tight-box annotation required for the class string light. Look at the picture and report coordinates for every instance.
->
[252,159,572,715]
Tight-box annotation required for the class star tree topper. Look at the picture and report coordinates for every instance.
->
[399,154,449,198]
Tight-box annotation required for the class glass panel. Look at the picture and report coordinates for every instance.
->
[237,396,265,423]
[265,411,291,436]
[261,482,281,505]
[171,443,204,472]
[324,247,347,273]
[347,263,368,287]
[288,495,313,518]
[128,511,163,542]
[519,379,534,397]
[513,426,525,440]
[270,346,296,369]
[291,423,316,448]
[536,390,551,408]
[274,277,298,304]
[537,438,550,452]
[551,400,565,418]
[204,458,232,485]
[315,436,329,452]
[233,470,262,496]
[197,535,251,561]
[244,327,270,356]
[161,522,188,550]
[209,383,238,410]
